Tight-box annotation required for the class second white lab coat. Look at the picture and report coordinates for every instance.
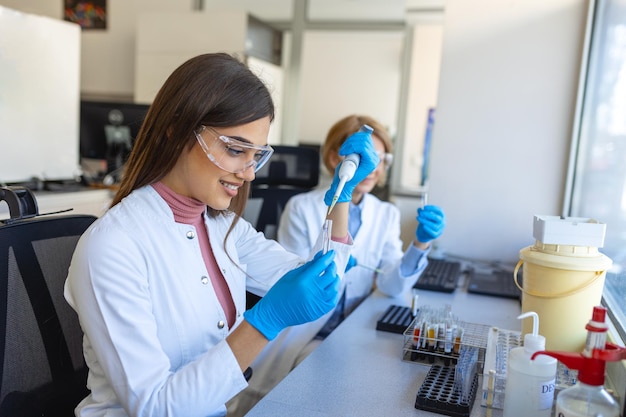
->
[279,188,427,313]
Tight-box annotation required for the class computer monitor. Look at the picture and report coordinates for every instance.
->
[79,100,150,178]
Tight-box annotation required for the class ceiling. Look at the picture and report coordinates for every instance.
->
[199,0,445,24]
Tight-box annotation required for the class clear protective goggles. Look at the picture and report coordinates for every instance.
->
[194,125,274,174]
[378,152,394,168]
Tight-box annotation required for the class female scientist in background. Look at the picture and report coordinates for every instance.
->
[64,54,379,417]
[228,114,445,416]
[279,114,446,317]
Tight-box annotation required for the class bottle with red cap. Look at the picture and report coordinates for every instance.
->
[583,305,609,357]
[532,305,626,417]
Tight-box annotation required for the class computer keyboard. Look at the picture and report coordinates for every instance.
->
[413,258,462,293]
[467,269,522,299]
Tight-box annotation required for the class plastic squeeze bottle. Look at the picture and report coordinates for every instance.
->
[502,312,557,417]
[532,306,626,417]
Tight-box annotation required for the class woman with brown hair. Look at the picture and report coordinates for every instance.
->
[64,54,379,417]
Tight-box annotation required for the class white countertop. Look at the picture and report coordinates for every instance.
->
[247,285,521,417]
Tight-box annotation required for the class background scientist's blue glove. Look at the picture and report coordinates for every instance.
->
[345,255,357,272]
[244,251,340,341]
[416,205,446,244]
[324,130,380,206]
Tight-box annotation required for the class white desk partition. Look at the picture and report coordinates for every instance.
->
[247,286,521,417]
[0,6,81,184]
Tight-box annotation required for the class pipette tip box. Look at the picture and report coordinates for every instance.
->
[415,365,478,417]
[376,305,415,334]
[532,215,606,247]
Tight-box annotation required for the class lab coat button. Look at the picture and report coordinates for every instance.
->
[217,320,225,329]
[186,231,195,239]
[201,276,209,285]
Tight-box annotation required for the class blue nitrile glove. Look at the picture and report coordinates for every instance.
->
[324,131,380,206]
[416,205,446,243]
[345,255,357,272]
[243,250,340,341]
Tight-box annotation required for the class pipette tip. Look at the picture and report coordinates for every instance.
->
[327,197,338,215]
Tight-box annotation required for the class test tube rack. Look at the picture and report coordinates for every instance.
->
[415,364,479,417]
[402,307,503,416]
[402,317,490,368]
[479,327,578,410]
[479,326,522,409]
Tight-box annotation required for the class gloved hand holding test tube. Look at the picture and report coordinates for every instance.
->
[326,124,375,215]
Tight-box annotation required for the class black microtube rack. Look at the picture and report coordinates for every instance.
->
[376,305,415,334]
[415,365,479,417]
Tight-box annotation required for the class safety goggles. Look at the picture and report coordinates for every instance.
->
[194,125,274,174]
[378,152,394,168]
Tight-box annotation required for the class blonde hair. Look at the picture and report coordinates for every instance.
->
[321,115,393,186]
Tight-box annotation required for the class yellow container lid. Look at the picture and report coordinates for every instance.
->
[519,242,612,271]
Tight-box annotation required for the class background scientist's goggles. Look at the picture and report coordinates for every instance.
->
[195,125,274,173]
[377,152,393,168]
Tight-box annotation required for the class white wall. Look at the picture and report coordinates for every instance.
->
[0,0,190,99]
[134,11,249,104]
[1,0,590,261]
[0,1,407,146]
[397,23,443,191]
[424,0,588,263]
[298,30,403,145]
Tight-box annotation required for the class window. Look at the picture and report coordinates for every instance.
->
[566,0,626,342]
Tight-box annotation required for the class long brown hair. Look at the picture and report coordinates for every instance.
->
[110,53,274,241]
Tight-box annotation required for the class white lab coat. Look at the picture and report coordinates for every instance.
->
[64,186,350,417]
[279,188,428,311]
[227,187,429,416]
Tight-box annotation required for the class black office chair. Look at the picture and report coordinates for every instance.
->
[243,145,320,241]
[0,187,96,417]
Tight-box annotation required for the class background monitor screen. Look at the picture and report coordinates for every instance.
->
[79,100,150,162]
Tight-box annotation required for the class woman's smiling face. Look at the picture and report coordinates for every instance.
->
[161,117,271,210]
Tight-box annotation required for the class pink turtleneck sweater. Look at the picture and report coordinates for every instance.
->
[152,182,236,328]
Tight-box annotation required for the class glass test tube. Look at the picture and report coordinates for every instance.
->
[322,219,332,254]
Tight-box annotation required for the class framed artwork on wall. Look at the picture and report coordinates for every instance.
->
[64,0,106,30]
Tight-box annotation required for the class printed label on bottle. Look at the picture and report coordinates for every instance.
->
[539,378,556,409]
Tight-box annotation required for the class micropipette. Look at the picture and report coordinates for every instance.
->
[327,124,374,215]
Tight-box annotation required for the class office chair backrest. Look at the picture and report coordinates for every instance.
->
[0,214,97,417]
[244,187,310,241]
[243,145,321,240]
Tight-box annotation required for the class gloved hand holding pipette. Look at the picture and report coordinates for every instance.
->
[324,125,379,214]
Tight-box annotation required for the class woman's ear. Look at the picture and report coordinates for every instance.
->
[329,153,341,170]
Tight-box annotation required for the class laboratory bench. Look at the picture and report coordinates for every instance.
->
[247,284,521,417]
